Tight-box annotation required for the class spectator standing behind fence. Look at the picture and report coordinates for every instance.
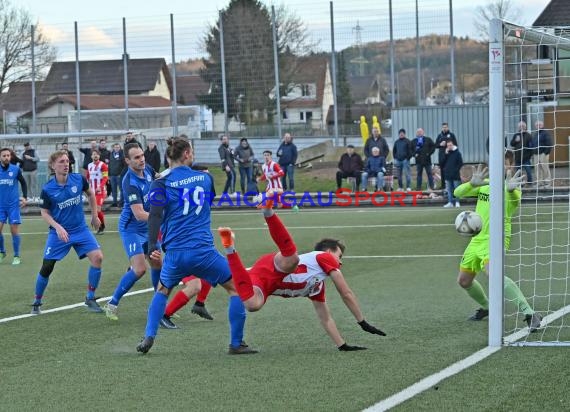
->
[361,147,386,191]
[411,128,436,191]
[235,138,255,193]
[510,121,535,185]
[144,141,161,173]
[98,139,111,165]
[336,145,363,191]
[218,135,236,195]
[276,133,298,191]
[532,120,552,188]
[392,129,413,191]
[364,125,390,160]
[441,139,463,208]
[61,143,76,173]
[109,143,125,208]
[79,140,97,178]
[22,142,39,200]
[435,122,457,190]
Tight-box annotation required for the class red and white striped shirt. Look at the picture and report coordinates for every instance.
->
[271,251,340,301]
[260,160,284,191]
[87,160,109,193]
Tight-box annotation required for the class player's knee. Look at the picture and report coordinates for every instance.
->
[89,251,104,267]
[278,254,300,274]
[39,259,57,277]
[457,273,473,289]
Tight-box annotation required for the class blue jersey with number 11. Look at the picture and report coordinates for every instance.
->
[151,166,215,252]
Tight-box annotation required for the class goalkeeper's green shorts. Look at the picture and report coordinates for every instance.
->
[459,239,489,275]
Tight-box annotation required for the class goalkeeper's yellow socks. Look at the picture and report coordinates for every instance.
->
[465,280,489,309]
[504,276,534,315]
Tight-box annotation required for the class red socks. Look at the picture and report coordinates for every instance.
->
[227,253,255,301]
[265,214,297,257]
[196,280,212,303]
[97,211,105,226]
[165,291,190,317]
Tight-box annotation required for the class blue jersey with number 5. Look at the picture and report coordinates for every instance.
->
[150,166,215,252]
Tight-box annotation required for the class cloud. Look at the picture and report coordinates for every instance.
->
[81,26,116,48]
[38,22,72,43]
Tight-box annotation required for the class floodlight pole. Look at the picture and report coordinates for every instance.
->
[488,18,505,348]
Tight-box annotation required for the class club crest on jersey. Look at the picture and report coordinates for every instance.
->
[146,175,152,182]
[71,186,78,193]
[8,171,13,176]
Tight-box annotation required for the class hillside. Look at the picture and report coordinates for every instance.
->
[342,34,488,105]
[175,34,488,107]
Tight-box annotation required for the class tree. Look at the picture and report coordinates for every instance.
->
[0,0,56,93]
[198,0,314,125]
[336,51,352,124]
[473,0,522,40]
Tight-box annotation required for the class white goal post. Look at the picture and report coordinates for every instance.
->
[489,19,570,347]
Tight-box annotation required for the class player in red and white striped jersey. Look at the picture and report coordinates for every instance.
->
[218,200,386,351]
[87,149,109,234]
[258,150,283,192]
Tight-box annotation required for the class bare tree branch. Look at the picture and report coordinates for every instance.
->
[0,0,56,93]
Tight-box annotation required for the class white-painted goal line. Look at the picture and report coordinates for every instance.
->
[363,304,570,411]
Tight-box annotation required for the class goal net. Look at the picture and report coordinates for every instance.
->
[489,19,570,346]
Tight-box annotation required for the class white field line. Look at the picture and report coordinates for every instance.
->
[363,304,570,412]
[0,287,154,324]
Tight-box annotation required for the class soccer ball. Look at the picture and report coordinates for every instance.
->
[455,211,483,237]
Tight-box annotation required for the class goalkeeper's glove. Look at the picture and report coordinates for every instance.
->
[338,343,367,351]
[506,169,525,192]
[470,164,488,187]
[358,320,386,336]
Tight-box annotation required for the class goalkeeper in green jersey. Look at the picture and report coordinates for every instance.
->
[454,164,542,332]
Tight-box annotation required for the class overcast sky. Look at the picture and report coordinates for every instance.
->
[17,0,552,61]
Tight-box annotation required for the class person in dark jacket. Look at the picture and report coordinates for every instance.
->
[363,126,390,159]
[218,135,236,195]
[441,139,463,207]
[79,140,98,177]
[435,122,457,189]
[361,147,386,191]
[336,145,363,191]
[276,133,298,191]
[392,128,413,191]
[144,141,161,173]
[61,143,76,172]
[108,143,125,207]
[21,142,40,199]
[510,121,535,184]
[411,128,436,191]
[235,138,255,193]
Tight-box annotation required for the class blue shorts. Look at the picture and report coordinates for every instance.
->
[120,231,148,259]
[0,207,21,225]
[160,248,231,289]
[43,228,100,261]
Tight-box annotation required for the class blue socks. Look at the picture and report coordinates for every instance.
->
[34,274,49,304]
[228,295,246,348]
[12,234,21,257]
[150,268,161,290]
[109,269,139,306]
[145,292,168,338]
[86,266,101,300]
[0,233,4,253]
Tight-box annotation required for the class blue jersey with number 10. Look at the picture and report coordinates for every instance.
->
[151,166,215,252]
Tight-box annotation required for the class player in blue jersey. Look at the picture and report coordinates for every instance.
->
[0,148,28,265]
[30,150,104,315]
[104,143,160,321]
[136,137,257,355]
